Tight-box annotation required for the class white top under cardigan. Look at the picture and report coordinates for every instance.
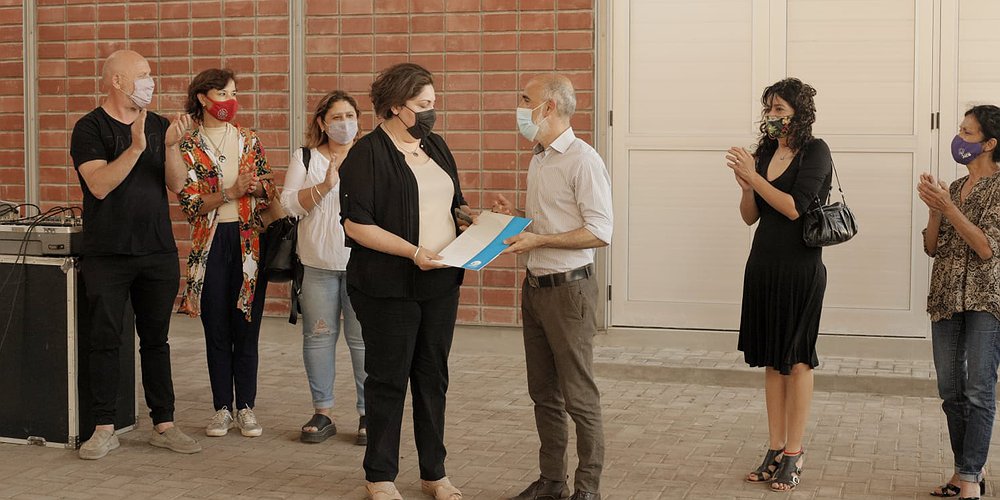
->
[406,155,456,254]
[280,147,351,271]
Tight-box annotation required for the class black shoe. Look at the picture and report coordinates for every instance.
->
[355,416,367,446]
[569,492,601,500]
[509,478,570,500]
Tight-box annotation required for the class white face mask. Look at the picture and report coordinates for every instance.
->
[326,119,358,145]
[516,103,546,142]
[124,76,154,109]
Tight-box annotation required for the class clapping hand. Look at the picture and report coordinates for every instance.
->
[323,154,340,190]
[726,146,756,189]
[131,109,148,152]
[166,113,194,147]
[917,173,952,215]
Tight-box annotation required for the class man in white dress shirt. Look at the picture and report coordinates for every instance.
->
[494,74,613,500]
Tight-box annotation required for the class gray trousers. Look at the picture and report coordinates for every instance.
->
[521,273,605,493]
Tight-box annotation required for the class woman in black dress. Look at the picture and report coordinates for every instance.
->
[725,78,832,492]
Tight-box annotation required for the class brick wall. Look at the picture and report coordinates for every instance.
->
[13,0,596,327]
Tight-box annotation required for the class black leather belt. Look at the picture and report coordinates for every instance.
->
[527,263,593,288]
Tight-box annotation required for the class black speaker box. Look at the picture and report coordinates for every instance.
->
[0,255,136,448]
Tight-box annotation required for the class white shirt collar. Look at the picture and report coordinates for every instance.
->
[533,127,576,156]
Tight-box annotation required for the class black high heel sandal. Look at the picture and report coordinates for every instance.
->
[770,451,804,492]
[957,478,986,500]
[931,478,986,498]
[746,449,783,483]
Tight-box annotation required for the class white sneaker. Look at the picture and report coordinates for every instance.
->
[236,407,262,437]
[205,407,234,437]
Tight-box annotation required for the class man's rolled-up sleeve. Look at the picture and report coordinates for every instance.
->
[575,152,614,244]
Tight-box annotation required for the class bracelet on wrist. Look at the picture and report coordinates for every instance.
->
[221,188,231,204]
[413,246,421,260]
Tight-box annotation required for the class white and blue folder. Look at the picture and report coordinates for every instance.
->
[437,211,532,271]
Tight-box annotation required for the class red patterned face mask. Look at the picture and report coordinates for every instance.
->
[206,97,238,122]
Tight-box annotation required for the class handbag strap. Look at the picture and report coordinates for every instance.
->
[807,142,845,209]
[830,160,846,204]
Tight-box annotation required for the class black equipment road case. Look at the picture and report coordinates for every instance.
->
[0,255,137,448]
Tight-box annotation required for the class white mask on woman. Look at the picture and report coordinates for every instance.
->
[326,120,358,145]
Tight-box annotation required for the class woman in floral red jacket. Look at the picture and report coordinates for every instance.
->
[173,68,274,440]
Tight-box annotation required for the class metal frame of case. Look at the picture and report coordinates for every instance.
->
[0,255,137,448]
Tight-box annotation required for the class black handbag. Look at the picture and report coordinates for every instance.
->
[262,215,299,283]
[802,161,858,247]
[260,147,312,324]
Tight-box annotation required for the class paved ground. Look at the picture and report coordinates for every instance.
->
[0,316,995,499]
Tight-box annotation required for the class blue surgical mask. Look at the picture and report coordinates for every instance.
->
[516,103,547,142]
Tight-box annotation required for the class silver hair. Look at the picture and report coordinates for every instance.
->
[538,75,576,117]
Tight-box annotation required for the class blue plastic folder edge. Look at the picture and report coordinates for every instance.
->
[460,216,532,270]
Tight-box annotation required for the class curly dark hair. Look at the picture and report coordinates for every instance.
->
[369,63,434,120]
[965,105,1000,163]
[185,68,236,122]
[754,78,817,158]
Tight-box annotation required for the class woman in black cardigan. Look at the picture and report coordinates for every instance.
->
[339,62,471,500]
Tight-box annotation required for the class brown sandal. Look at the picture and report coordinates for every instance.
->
[367,481,403,500]
[421,477,462,500]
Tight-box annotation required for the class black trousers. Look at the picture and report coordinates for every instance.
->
[200,222,267,412]
[81,251,179,426]
[349,285,459,483]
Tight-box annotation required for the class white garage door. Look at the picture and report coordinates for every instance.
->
[609,0,936,336]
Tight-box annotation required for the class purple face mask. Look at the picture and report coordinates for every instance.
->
[952,135,984,165]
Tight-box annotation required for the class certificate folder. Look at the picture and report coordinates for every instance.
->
[437,211,532,271]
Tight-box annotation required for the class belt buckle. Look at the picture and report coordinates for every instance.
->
[527,275,540,288]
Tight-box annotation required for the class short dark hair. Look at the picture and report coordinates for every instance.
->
[305,90,361,149]
[965,105,1000,163]
[185,68,236,122]
[369,63,434,120]
[754,77,817,157]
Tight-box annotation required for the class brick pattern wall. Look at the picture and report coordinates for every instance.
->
[12,0,596,327]
[0,1,23,204]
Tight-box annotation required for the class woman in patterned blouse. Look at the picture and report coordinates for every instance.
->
[175,68,275,440]
[919,104,1000,500]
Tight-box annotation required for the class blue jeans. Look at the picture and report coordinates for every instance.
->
[932,311,1000,483]
[299,265,366,414]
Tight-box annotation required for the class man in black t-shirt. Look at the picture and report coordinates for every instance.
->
[70,49,200,459]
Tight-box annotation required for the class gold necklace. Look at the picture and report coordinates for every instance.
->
[385,124,420,157]
[777,147,794,161]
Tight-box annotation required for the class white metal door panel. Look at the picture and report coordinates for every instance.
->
[610,0,934,336]
[610,0,771,329]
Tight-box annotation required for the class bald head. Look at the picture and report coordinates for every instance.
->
[101,50,150,92]
[526,74,576,118]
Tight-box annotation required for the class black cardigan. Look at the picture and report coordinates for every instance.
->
[339,125,466,299]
